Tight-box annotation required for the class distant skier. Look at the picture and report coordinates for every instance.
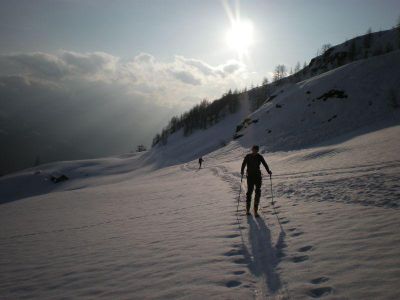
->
[241,145,272,217]
[198,157,204,169]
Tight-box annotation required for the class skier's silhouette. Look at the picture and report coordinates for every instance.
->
[198,157,204,169]
[241,145,272,217]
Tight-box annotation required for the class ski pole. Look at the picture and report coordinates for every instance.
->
[237,175,243,213]
[270,174,284,231]
[269,174,274,205]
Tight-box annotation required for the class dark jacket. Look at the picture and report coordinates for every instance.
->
[241,153,270,176]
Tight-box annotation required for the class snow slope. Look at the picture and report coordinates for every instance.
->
[145,93,254,169]
[147,50,400,167]
[238,50,400,151]
[1,122,400,299]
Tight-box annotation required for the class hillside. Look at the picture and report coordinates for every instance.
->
[148,49,400,168]
[305,28,398,77]
[237,50,400,151]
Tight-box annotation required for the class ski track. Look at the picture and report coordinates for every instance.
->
[1,150,399,299]
[193,161,320,299]
[2,127,400,299]
[2,160,270,300]
[3,154,397,299]
[183,152,400,299]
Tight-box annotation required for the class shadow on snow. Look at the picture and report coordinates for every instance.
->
[240,216,286,294]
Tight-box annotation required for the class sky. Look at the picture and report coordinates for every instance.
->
[1,1,399,80]
[0,0,399,152]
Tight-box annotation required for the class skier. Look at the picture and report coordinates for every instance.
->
[198,157,204,169]
[241,145,272,217]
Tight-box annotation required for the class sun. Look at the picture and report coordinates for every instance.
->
[226,19,254,58]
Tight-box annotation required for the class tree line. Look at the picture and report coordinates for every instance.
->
[152,89,241,146]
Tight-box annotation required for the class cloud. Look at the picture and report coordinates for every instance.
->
[174,55,244,79]
[0,74,30,89]
[169,69,202,85]
[0,51,249,103]
[134,52,155,64]
[175,56,216,76]
[61,51,118,74]
[3,52,68,79]
[0,50,252,168]
[222,61,243,74]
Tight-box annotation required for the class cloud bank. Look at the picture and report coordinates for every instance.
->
[0,50,248,105]
[0,50,250,173]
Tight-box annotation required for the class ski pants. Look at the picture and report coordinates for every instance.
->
[246,173,262,211]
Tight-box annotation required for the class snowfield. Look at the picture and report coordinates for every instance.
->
[1,123,399,299]
[1,51,400,299]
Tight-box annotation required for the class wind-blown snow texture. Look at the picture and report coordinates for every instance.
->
[1,53,400,298]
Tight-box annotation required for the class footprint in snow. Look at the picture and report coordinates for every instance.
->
[291,255,309,263]
[307,287,333,298]
[225,280,242,288]
[224,249,244,257]
[232,270,246,275]
[233,258,247,264]
[224,234,240,239]
[298,245,313,252]
[310,277,329,284]
[291,231,303,237]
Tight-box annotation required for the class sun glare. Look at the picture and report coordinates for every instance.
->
[226,19,254,58]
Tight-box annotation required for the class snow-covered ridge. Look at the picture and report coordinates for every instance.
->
[306,28,399,76]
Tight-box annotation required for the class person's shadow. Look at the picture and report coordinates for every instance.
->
[241,216,286,294]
